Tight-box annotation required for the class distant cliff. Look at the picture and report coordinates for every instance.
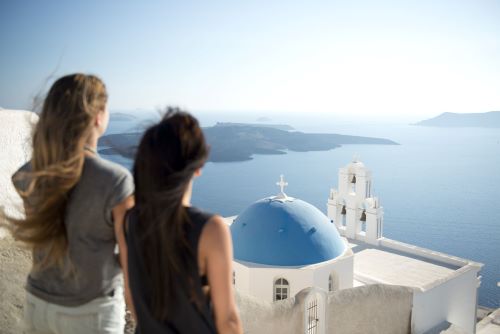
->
[215,122,294,131]
[415,111,500,128]
[109,112,137,122]
[99,124,398,162]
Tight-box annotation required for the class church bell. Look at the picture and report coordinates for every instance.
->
[360,211,366,222]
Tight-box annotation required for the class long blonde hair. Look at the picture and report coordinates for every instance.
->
[10,73,107,271]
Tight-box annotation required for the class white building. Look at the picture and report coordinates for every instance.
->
[228,160,484,334]
[231,175,354,305]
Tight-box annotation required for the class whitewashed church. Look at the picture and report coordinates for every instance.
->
[227,159,484,334]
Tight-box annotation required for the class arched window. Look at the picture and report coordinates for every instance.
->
[274,278,289,301]
[328,273,339,292]
[232,271,235,286]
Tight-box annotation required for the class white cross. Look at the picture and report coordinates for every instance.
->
[353,153,361,163]
[276,174,288,194]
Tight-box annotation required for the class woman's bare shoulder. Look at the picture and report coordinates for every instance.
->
[201,215,231,248]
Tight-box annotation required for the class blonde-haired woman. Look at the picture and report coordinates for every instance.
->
[9,74,134,333]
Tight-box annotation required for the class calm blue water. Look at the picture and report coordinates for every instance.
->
[103,115,500,308]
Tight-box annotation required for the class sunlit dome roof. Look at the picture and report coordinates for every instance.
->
[230,179,346,266]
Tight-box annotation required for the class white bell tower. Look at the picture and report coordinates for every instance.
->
[327,157,384,245]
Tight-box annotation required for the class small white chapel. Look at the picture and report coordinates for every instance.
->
[227,159,483,334]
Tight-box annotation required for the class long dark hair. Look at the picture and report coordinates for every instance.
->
[133,107,209,321]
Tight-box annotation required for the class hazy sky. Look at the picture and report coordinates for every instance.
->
[1,0,499,121]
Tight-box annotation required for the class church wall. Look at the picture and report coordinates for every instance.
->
[244,266,314,303]
[235,243,354,303]
[312,247,354,291]
[380,238,470,268]
[381,237,481,333]
[326,284,413,334]
[235,289,309,334]
[233,262,251,293]
[236,284,413,334]
[338,169,349,195]
[412,268,479,334]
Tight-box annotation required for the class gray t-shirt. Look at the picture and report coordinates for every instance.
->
[13,155,134,306]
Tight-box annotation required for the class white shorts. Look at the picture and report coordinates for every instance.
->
[22,286,125,334]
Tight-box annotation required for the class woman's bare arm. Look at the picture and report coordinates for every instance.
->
[112,195,136,320]
[201,215,243,334]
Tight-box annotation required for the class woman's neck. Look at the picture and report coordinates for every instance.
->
[85,131,99,150]
[182,180,193,206]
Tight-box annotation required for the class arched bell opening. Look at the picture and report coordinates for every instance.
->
[360,210,367,232]
[340,205,347,227]
[350,174,356,194]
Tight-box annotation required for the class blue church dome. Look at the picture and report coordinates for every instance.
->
[230,197,346,266]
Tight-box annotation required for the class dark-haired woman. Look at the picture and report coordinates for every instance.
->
[126,109,243,334]
[9,74,134,333]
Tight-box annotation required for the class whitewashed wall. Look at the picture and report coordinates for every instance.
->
[326,284,413,334]
[0,109,37,238]
[235,284,413,334]
[247,265,313,302]
[312,247,354,291]
[236,288,306,334]
[234,245,353,303]
[412,268,479,334]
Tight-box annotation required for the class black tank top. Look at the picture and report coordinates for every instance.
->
[125,206,217,334]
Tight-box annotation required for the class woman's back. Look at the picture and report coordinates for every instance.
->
[126,206,216,333]
[13,155,133,306]
[128,109,242,334]
[127,109,242,334]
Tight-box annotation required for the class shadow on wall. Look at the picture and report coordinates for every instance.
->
[236,284,413,334]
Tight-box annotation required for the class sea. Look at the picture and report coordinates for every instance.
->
[102,111,500,308]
